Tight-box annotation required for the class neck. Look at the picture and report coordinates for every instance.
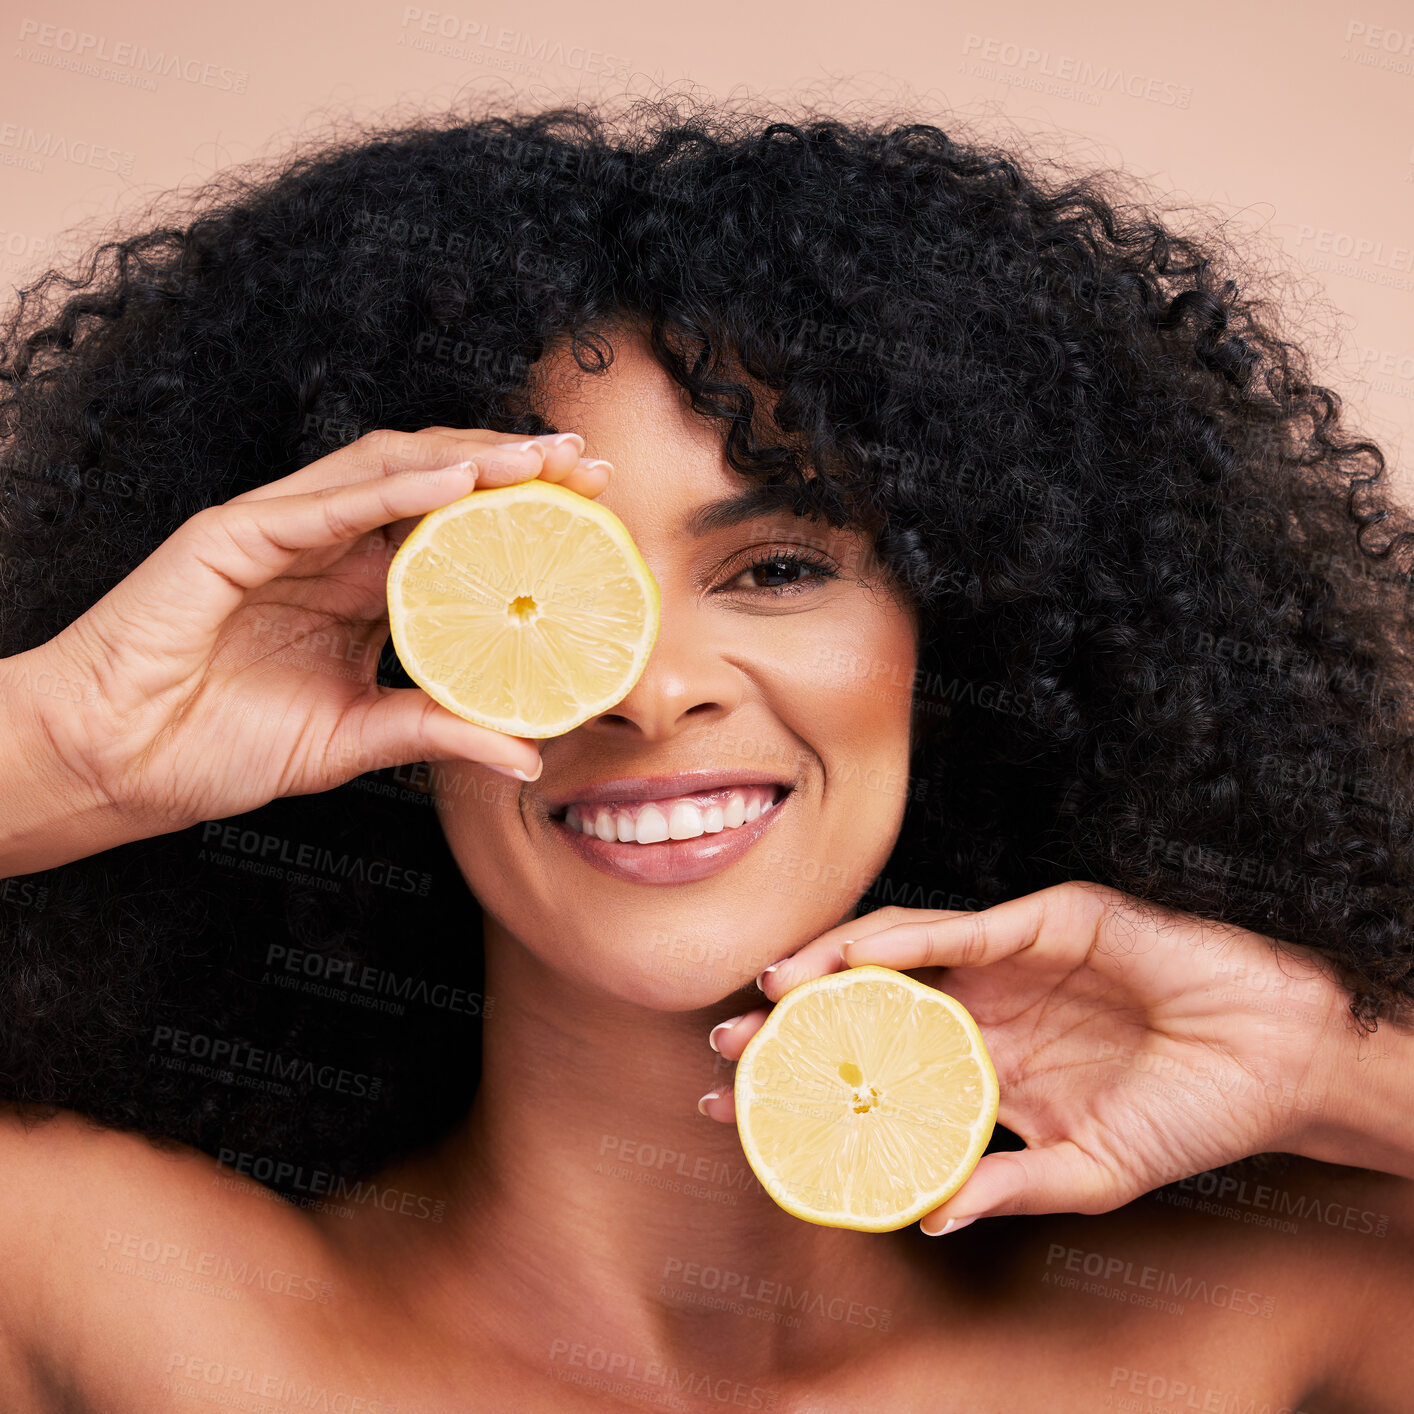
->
[367,920,946,1385]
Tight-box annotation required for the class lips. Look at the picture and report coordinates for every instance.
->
[546,769,796,815]
[564,783,785,838]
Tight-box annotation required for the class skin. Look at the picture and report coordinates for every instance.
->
[1,324,1413,1411]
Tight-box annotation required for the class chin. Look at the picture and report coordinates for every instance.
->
[543,939,766,1013]
[614,964,763,1014]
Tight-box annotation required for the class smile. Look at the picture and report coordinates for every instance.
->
[547,784,793,884]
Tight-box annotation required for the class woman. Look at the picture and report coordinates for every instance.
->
[2,95,1413,1411]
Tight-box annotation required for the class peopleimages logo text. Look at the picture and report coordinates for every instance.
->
[200,821,433,896]
[15,20,248,91]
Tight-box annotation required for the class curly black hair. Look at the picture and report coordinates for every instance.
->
[3,92,1413,1196]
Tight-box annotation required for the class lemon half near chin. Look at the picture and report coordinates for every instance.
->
[386,479,661,739]
[734,964,999,1232]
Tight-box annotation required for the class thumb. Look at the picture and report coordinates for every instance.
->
[918,1141,1123,1233]
[331,689,543,783]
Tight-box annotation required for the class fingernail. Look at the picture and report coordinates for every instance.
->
[581,458,613,474]
[548,432,585,453]
[498,439,548,457]
[486,759,542,782]
[708,1016,743,1053]
[697,1089,721,1116]
[755,951,797,989]
[839,938,856,960]
[922,1215,977,1237]
[422,459,479,477]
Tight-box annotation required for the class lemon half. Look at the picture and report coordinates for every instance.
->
[734,965,999,1232]
[386,479,660,738]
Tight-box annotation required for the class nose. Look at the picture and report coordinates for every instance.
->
[581,601,744,740]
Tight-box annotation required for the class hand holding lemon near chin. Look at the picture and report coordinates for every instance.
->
[706,882,1371,1235]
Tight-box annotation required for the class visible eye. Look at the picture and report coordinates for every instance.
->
[719,549,840,598]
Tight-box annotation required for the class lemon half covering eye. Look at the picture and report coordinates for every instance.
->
[734,965,999,1232]
[386,479,661,739]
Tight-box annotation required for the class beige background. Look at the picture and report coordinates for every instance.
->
[3,0,1410,492]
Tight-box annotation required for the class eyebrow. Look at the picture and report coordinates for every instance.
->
[684,484,818,537]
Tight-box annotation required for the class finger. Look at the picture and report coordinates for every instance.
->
[755,932,850,999]
[228,428,553,504]
[527,433,586,480]
[917,1142,1119,1231]
[210,461,501,591]
[840,883,1120,976]
[375,449,610,539]
[331,686,542,780]
[106,462,498,652]
[707,1007,769,1063]
[757,907,975,1001]
[316,460,615,617]
[421,427,571,447]
[549,457,613,499]
[412,428,607,493]
[697,1085,736,1123]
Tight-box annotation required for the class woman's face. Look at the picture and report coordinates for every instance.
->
[433,326,920,1009]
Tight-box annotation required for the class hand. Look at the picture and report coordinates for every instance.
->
[1,427,609,868]
[703,881,1350,1232]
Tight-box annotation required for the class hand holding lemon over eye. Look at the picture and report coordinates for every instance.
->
[1,426,632,874]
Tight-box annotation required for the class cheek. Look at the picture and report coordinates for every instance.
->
[431,767,526,892]
[423,594,920,1008]
[767,598,918,877]
[786,601,917,759]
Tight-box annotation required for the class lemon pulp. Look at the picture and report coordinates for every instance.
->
[386,479,660,738]
[734,965,999,1231]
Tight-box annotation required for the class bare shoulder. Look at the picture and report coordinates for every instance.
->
[1082,1157,1414,1412]
[926,1156,1414,1413]
[0,1102,341,1410]
[0,1098,314,1252]
[1263,1157,1414,1412]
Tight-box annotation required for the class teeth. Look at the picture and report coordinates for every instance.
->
[563,787,782,845]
